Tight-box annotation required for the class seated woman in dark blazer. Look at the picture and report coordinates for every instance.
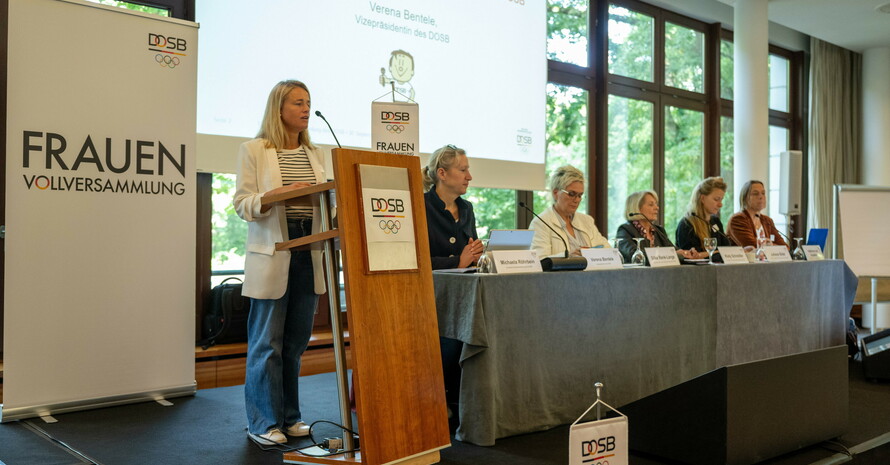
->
[422,144,483,415]
[675,176,734,259]
[422,144,483,270]
[616,190,696,262]
[726,180,788,250]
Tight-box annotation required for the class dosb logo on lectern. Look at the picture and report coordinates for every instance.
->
[370,197,405,213]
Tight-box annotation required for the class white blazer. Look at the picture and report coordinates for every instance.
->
[234,138,327,299]
[529,205,610,258]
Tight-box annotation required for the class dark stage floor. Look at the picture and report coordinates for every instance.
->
[1,358,889,465]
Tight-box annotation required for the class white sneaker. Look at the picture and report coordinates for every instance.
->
[285,421,311,437]
[249,428,287,445]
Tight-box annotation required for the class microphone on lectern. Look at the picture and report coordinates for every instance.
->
[315,110,341,148]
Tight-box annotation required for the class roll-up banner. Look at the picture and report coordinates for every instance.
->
[3,0,198,421]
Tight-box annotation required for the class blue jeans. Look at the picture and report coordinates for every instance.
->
[245,219,318,435]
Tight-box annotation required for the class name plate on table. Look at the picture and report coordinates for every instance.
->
[490,250,542,274]
[803,245,825,261]
[580,248,623,270]
[719,246,749,265]
[763,245,793,262]
[644,247,680,267]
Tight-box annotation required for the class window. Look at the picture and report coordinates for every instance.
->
[720,39,734,100]
[608,5,654,82]
[769,54,790,112]
[768,126,790,234]
[211,173,245,285]
[663,105,704,231]
[720,116,735,220]
[664,22,704,93]
[465,187,517,239]
[607,95,653,235]
[86,0,170,16]
[535,84,590,214]
[548,0,590,66]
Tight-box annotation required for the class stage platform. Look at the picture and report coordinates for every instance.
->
[1,360,889,465]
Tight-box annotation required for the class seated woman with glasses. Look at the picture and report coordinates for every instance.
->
[530,165,610,258]
[675,176,734,259]
[726,180,788,250]
[615,190,696,263]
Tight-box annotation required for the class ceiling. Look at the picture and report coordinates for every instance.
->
[733,0,890,52]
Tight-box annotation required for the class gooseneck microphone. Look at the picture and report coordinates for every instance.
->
[314,110,341,148]
[691,212,733,244]
[628,212,667,246]
[710,224,733,244]
[757,214,792,245]
[519,201,588,271]
[519,201,568,258]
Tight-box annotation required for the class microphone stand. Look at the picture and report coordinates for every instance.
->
[315,110,341,148]
[519,202,588,271]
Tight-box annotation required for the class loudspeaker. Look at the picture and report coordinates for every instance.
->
[620,346,848,465]
[779,150,802,215]
[861,328,890,380]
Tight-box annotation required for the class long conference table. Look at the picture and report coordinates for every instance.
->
[433,260,858,446]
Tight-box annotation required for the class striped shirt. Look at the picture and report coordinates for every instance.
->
[277,147,315,220]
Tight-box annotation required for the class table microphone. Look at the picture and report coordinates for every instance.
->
[315,110,341,148]
[518,201,587,271]
[519,201,568,258]
[756,214,792,245]
[710,224,733,245]
[628,212,665,246]
[690,212,731,242]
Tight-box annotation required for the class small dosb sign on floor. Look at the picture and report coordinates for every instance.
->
[569,384,628,465]
[569,417,628,465]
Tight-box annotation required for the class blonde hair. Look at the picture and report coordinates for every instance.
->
[256,80,315,151]
[624,190,658,221]
[738,180,765,211]
[549,165,585,202]
[422,145,466,192]
[685,176,727,242]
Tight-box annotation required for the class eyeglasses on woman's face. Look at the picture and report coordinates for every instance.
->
[560,189,584,200]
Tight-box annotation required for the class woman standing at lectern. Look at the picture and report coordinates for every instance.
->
[234,80,326,446]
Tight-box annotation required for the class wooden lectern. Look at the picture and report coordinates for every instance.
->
[267,148,450,465]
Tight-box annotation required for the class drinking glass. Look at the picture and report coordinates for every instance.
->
[631,237,646,266]
[792,237,806,261]
[754,236,767,261]
[612,238,625,264]
[476,239,492,273]
[703,237,718,265]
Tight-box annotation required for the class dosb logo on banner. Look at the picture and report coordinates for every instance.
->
[569,389,628,465]
[570,417,628,465]
[371,101,419,156]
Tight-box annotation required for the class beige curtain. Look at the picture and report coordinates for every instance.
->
[808,38,861,256]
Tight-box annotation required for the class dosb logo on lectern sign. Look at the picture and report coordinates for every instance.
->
[569,416,628,465]
[371,101,419,156]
